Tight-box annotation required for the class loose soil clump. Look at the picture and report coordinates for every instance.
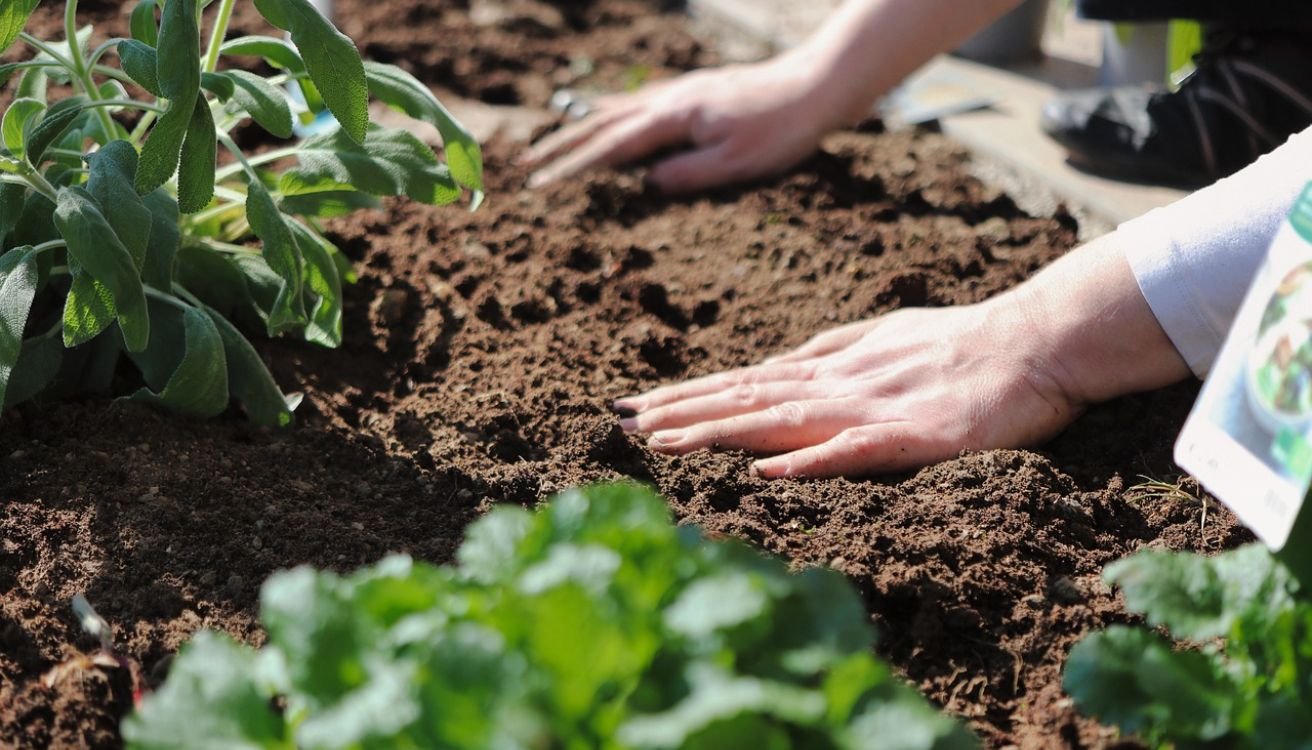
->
[1,1,1246,748]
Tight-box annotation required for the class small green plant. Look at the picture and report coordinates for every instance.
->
[0,0,481,425]
[1064,544,1312,748]
[124,483,977,749]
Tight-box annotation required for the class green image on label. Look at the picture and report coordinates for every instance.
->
[1293,183,1312,245]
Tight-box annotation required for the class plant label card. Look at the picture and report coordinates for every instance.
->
[1176,183,1312,550]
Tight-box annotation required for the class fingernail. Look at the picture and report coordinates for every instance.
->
[618,418,639,433]
[610,401,638,419]
[648,431,682,448]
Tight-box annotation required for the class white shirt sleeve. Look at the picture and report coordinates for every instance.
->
[1122,126,1312,378]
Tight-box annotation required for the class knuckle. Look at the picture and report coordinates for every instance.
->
[730,384,758,406]
[766,401,808,427]
[836,428,880,455]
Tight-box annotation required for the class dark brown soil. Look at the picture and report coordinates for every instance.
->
[0,2,1248,749]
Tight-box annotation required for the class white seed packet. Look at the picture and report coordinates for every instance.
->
[1176,183,1312,550]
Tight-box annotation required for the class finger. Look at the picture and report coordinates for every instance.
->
[614,361,818,414]
[527,110,687,189]
[646,398,867,454]
[647,140,742,194]
[517,104,636,167]
[620,380,821,434]
[752,422,942,479]
[763,320,881,364]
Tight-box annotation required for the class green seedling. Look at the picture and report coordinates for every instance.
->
[125,483,978,750]
[0,0,482,425]
[1065,544,1312,748]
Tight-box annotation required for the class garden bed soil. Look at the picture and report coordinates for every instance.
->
[1,1,1248,748]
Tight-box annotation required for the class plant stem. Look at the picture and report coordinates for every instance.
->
[31,239,68,255]
[202,0,238,74]
[85,99,168,115]
[214,146,300,181]
[17,33,73,67]
[22,170,58,202]
[200,238,260,255]
[144,284,195,311]
[63,0,119,141]
[216,131,261,182]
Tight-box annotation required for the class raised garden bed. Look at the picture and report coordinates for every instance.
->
[0,1,1251,748]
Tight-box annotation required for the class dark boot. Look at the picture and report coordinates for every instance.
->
[1041,31,1312,187]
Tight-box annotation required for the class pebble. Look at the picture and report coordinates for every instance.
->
[8,450,24,459]
[374,288,410,326]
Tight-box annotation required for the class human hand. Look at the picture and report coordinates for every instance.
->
[613,301,1083,479]
[520,57,844,193]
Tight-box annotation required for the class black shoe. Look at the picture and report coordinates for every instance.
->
[1041,31,1312,188]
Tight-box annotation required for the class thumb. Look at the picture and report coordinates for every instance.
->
[647,141,742,194]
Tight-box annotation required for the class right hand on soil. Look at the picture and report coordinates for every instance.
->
[520,58,843,193]
[613,301,1083,478]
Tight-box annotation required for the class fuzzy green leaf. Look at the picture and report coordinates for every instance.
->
[1065,626,1235,743]
[278,189,378,219]
[252,0,367,143]
[155,0,198,101]
[220,69,293,138]
[2,97,44,157]
[201,304,295,427]
[177,98,216,214]
[129,0,159,46]
[135,0,199,194]
[0,246,39,408]
[364,62,483,192]
[202,304,296,427]
[245,180,305,334]
[281,125,460,205]
[0,0,40,56]
[3,333,61,408]
[87,141,152,268]
[121,631,288,749]
[62,267,117,347]
[54,187,149,352]
[26,95,87,165]
[141,190,180,289]
[126,300,229,418]
[117,39,162,97]
[219,35,305,73]
[287,220,341,347]
[0,182,24,242]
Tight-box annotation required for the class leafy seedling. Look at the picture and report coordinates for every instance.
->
[0,0,482,425]
[125,483,979,750]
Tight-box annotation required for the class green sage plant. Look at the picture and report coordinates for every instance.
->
[0,0,482,425]
[124,483,978,750]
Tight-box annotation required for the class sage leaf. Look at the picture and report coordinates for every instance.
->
[0,0,40,56]
[129,0,158,46]
[2,97,44,157]
[3,333,60,408]
[219,35,305,73]
[288,219,341,347]
[177,98,216,214]
[220,69,293,138]
[26,95,87,165]
[0,246,39,408]
[117,39,162,97]
[87,141,152,268]
[136,0,199,194]
[253,0,367,143]
[62,266,117,347]
[127,299,229,418]
[141,189,180,289]
[364,62,483,192]
[280,126,460,205]
[203,303,296,427]
[54,186,149,352]
[245,180,305,334]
